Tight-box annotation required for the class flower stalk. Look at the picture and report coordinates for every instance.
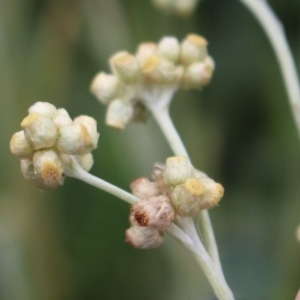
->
[64,157,139,205]
[240,0,300,138]
[150,102,224,273]
[142,88,231,296]
[167,219,234,300]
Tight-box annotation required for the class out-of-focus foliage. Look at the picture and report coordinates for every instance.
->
[1,0,300,299]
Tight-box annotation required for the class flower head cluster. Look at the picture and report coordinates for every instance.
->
[10,102,99,190]
[126,156,224,249]
[152,0,199,17]
[91,34,214,129]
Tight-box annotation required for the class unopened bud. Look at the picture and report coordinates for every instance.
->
[125,225,164,249]
[90,72,122,105]
[76,153,94,172]
[135,42,158,66]
[21,158,61,190]
[28,102,57,119]
[106,99,134,130]
[32,149,64,189]
[110,52,140,83]
[21,113,57,150]
[131,195,175,230]
[200,177,224,209]
[180,34,208,66]
[56,124,90,155]
[52,108,73,128]
[74,116,99,152]
[182,58,214,89]
[10,131,33,158]
[130,177,159,199]
[163,156,194,186]
[171,178,205,217]
[142,55,179,84]
[158,37,180,62]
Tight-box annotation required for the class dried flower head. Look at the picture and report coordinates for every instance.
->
[125,225,164,249]
[131,195,175,230]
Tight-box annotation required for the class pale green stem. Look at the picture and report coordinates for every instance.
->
[151,107,223,273]
[168,220,234,300]
[151,106,189,157]
[199,209,223,274]
[150,104,233,298]
[65,158,139,205]
[239,0,300,137]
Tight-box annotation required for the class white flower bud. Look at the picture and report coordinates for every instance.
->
[171,176,223,215]
[125,225,164,249]
[106,99,134,130]
[171,178,205,217]
[21,159,60,190]
[52,108,73,128]
[76,153,94,172]
[200,177,224,209]
[10,131,33,158]
[130,177,159,199]
[142,55,180,84]
[152,163,168,193]
[180,34,208,66]
[131,195,175,230]
[163,156,194,186]
[158,37,180,62]
[74,116,99,152]
[182,59,214,89]
[56,124,90,155]
[21,113,57,150]
[135,42,158,66]
[90,72,122,105]
[32,149,64,189]
[174,0,197,17]
[110,52,140,83]
[28,102,57,118]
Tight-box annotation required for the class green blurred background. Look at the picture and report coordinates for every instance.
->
[1,0,300,299]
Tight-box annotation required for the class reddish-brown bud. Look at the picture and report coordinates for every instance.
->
[131,195,175,230]
[125,225,164,249]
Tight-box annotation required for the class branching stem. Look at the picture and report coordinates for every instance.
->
[65,158,139,205]
[145,99,232,299]
[151,106,223,271]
